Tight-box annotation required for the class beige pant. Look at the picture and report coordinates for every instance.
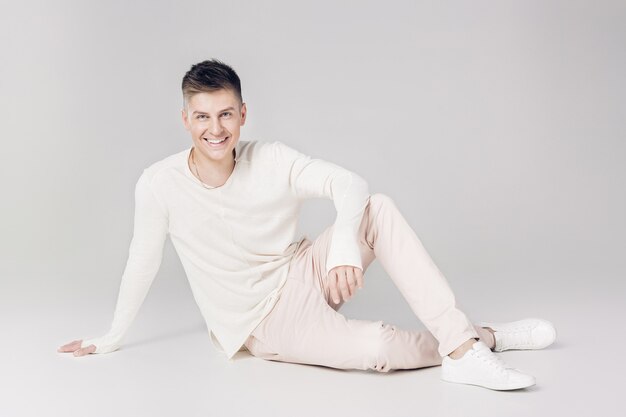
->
[243,193,494,372]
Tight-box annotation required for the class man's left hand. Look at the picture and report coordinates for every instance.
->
[327,265,364,304]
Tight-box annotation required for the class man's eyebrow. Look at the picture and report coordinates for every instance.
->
[192,106,236,115]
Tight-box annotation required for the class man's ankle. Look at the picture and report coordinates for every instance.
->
[482,327,496,349]
[448,338,478,359]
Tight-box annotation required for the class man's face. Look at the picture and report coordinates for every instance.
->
[181,89,247,164]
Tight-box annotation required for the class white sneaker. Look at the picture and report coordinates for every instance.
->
[476,318,557,352]
[441,340,536,390]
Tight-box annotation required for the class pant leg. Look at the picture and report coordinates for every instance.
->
[244,193,493,371]
[298,192,485,357]
[244,258,494,371]
[245,276,407,371]
[352,193,482,357]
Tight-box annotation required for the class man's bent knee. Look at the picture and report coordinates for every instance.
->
[370,321,398,373]
[369,193,396,212]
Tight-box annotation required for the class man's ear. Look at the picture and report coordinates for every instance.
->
[240,102,247,126]
[181,108,191,131]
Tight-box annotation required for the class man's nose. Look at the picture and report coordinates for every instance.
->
[210,120,224,136]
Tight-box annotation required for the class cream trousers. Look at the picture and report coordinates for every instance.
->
[243,193,494,372]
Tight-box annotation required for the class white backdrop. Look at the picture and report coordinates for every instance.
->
[1,1,624,416]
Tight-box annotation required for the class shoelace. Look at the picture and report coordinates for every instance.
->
[473,348,511,376]
[498,325,535,349]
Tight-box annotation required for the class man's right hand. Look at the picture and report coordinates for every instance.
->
[57,339,96,357]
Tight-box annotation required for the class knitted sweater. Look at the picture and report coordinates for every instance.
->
[80,139,370,360]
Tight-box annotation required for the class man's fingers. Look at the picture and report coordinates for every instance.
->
[346,268,357,297]
[337,269,351,302]
[57,339,97,356]
[328,266,364,304]
[74,344,96,356]
[328,271,341,304]
[58,340,82,352]
[355,268,364,289]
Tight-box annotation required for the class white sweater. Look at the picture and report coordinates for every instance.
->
[81,139,370,360]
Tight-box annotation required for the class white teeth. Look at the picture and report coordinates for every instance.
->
[206,137,227,144]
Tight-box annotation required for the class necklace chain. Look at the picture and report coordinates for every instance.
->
[190,147,216,189]
[190,147,236,190]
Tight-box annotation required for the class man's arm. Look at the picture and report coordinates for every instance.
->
[80,170,169,353]
[273,140,370,276]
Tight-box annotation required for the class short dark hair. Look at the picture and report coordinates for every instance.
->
[181,58,243,109]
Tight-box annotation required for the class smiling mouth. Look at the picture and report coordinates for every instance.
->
[204,136,229,145]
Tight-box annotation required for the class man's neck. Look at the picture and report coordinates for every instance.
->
[189,147,236,185]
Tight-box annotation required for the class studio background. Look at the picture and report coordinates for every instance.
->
[0,1,623,416]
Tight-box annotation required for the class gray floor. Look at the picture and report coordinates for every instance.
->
[2,257,622,417]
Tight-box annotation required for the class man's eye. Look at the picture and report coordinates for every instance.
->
[196,115,207,119]
[221,112,232,117]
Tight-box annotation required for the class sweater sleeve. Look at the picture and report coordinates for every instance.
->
[273,141,370,276]
[80,170,169,353]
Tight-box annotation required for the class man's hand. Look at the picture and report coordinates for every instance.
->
[327,265,364,304]
[57,339,96,357]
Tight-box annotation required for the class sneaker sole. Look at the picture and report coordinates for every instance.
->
[441,374,536,391]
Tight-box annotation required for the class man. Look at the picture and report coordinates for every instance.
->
[58,59,557,391]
